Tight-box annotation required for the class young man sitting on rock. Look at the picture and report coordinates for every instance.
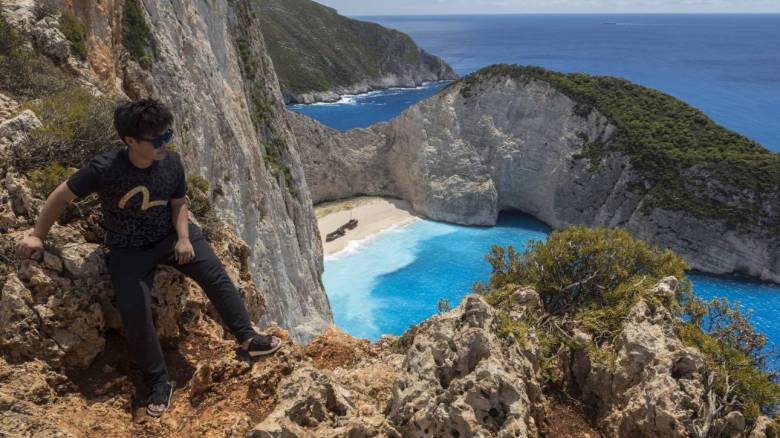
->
[15,99,283,417]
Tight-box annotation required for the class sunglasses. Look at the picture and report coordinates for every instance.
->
[138,128,174,149]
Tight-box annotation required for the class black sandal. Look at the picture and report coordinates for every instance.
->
[237,335,284,358]
[146,379,175,417]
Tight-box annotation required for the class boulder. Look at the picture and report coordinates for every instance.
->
[387,295,544,437]
[30,15,71,63]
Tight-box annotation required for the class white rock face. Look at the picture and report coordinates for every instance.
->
[129,1,333,342]
[0,0,335,342]
[290,75,780,283]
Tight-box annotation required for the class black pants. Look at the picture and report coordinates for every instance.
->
[107,222,256,387]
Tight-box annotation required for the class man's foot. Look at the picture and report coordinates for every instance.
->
[146,379,175,417]
[238,335,283,358]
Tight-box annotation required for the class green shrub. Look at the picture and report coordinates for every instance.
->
[185,175,226,241]
[33,0,59,21]
[121,0,153,68]
[678,293,780,421]
[495,311,533,348]
[59,11,87,60]
[0,11,23,57]
[678,320,780,422]
[483,226,687,324]
[28,162,77,198]
[479,225,780,422]
[16,86,122,172]
[186,175,211,218]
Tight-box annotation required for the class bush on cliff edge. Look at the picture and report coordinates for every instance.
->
[478,226,780,424]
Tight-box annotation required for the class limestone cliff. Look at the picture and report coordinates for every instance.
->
[0,132,772,433]
[256,0,458,104]
[290,65,780,283]
[1,0,333,341]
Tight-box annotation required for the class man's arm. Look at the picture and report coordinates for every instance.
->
[15,182,78,259]
[171,197,189,239]
[171,197,195,264]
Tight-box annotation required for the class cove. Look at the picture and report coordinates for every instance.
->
[322,211,780,353]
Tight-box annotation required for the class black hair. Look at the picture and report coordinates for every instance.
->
[113,99,173,143]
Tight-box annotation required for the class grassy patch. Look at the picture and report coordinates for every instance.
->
[459,65,780,231]
[59,11,87,60]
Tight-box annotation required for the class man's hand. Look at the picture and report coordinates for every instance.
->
[16,234,44,260]
[174,237,195,264]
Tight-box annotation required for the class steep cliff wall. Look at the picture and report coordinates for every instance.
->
[1,0,333,342]
[256,0,458,104]
[290,65,780,283]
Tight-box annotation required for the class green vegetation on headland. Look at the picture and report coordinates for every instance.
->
[459,65,780,231]
[477,226,780,428]
[255,0,455,99]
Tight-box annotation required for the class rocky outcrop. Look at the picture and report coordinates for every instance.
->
[565,278,709,437]
[1,0,333,342]
[256,0,457,104]
[386,295,546,437]
[290,69,780,283]
[3,248,771,437]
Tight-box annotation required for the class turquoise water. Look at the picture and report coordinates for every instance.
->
[323,212,780,353]
[306,14,780,351]
[323,212,548,340]
[290,14,780,150]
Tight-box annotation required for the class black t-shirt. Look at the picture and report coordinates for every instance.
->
[66,147,187,248]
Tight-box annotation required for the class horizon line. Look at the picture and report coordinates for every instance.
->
[349,11,780,17]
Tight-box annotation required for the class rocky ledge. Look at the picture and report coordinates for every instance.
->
[289,65,780,283]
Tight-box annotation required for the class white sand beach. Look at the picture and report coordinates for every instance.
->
[315,196,420,255]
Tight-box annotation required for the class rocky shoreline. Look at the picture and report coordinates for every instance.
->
[285,79,453,105]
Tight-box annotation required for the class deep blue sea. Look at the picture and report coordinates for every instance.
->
[291,14,780,150]
[298,15,780,353]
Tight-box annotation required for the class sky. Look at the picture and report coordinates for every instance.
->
[315,0,780,15]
